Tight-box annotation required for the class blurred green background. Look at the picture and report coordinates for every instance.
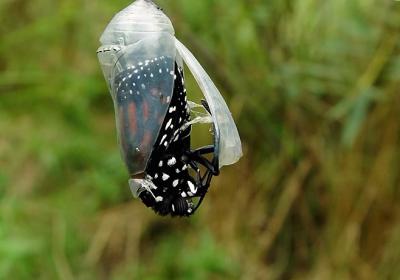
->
[1,0,400,279]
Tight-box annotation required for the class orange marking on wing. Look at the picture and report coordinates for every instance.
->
[118,106,128,157]
[128,102,137,134]
[141,130,152,148]
[142,100,149,122]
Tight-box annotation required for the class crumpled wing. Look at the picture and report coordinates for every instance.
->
[98,33,176,175]
[174,38,242,167]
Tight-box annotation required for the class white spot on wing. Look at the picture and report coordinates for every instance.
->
[188,181,197,193]
[166,118,172,129]
[167,157,176,166]
[162,173,170,181]
[160,134,167,144]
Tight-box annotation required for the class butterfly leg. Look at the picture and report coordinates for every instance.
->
[184,148,219,175]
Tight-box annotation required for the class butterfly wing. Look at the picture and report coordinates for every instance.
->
[98,33,177,175]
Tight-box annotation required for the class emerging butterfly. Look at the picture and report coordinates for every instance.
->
[97,0,242,216]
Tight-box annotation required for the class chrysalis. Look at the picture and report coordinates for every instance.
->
[97,0,242,216]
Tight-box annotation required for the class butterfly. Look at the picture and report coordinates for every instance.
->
[97,0,242,216]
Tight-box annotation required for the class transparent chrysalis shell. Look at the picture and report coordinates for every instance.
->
[97,0,242,177]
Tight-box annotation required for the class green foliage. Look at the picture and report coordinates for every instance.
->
[124,232,238,280]
[1,0,400,279]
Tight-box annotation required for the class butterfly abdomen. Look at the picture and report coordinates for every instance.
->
[139,63,196,216]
